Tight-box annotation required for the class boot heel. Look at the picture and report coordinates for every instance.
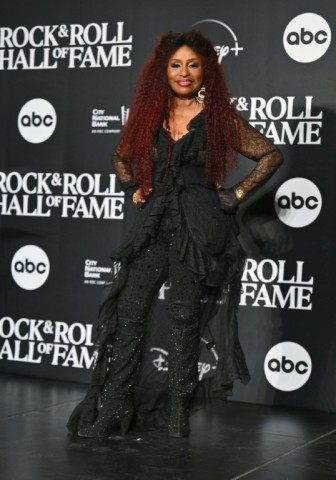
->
[77,398,134,438]
[120,410,134,436]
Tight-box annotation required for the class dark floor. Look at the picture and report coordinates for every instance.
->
[0,374,336,480]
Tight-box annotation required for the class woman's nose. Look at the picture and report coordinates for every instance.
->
[180,65,189,77]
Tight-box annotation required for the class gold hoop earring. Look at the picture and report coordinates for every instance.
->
[195,87,205,104]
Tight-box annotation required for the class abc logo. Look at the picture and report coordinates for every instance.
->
[275,178,322,228]
[11,245,50,290]
[283,13,331,63]
[264,342,312,392]
[18,99,57,144]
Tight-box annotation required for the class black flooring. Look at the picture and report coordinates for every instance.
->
[1,373,336,480]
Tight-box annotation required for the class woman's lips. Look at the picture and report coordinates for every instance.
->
[177,81,192,87]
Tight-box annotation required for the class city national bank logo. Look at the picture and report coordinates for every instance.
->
[191,19,243,62]
[91,106,129,134]
[83,258,117,286]
[264,342,312,391]
[18,99,56,143]
[283,13,331,63]
[275,178,322,228]
[0,21,132,70]
[11,245,50,290]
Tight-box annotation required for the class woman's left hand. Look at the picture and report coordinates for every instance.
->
[218,187,239,214]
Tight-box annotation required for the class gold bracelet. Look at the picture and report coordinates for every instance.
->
[233,184,246,201]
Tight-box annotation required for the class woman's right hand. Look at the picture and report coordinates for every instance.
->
[132,187,152,204]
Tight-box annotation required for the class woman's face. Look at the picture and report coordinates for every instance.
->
[167,45,203,99]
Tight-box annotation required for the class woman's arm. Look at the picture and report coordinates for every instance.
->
[112,147,151,204]
[219,115,284,212]
[112,146,139,200]
[233,115,284,200]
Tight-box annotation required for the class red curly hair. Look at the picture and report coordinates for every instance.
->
[119,30,241,196]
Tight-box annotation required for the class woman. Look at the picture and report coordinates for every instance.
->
[67,30,283,438]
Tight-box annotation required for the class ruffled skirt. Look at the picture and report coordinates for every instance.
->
[67,185,250,433]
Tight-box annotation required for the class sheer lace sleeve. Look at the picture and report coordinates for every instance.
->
[233,115,284,199]
[112,146,138,200]
[218,115,283,213]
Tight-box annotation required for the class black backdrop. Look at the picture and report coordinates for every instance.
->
[1,0,335,413]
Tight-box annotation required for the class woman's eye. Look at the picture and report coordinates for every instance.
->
[169,62,201,68]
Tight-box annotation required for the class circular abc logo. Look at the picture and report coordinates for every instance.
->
[274,178,322,228]
[264,342,312,392]
[11,245,50,290]
[283,13,331,63]
[18,99,57,144]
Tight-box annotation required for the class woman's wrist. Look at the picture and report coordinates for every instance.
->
[233,184,247,202]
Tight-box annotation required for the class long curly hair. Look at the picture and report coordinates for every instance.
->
[118,30,241,196]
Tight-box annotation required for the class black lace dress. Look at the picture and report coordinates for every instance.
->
[67,111,283,432]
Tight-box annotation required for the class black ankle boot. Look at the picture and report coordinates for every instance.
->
[168,396,191,438]
[77,396,134,438]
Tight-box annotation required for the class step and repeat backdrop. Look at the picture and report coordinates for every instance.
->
[0,0,335,413]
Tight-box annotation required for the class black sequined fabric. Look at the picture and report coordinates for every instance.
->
[67,111,283,434]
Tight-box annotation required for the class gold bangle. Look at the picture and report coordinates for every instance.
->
[233,184,246,201]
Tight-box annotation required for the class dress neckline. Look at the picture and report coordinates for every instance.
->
[162,109,204,143]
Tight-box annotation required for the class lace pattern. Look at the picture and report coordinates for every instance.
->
[112,148,138,199]
[234,115,284,197]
